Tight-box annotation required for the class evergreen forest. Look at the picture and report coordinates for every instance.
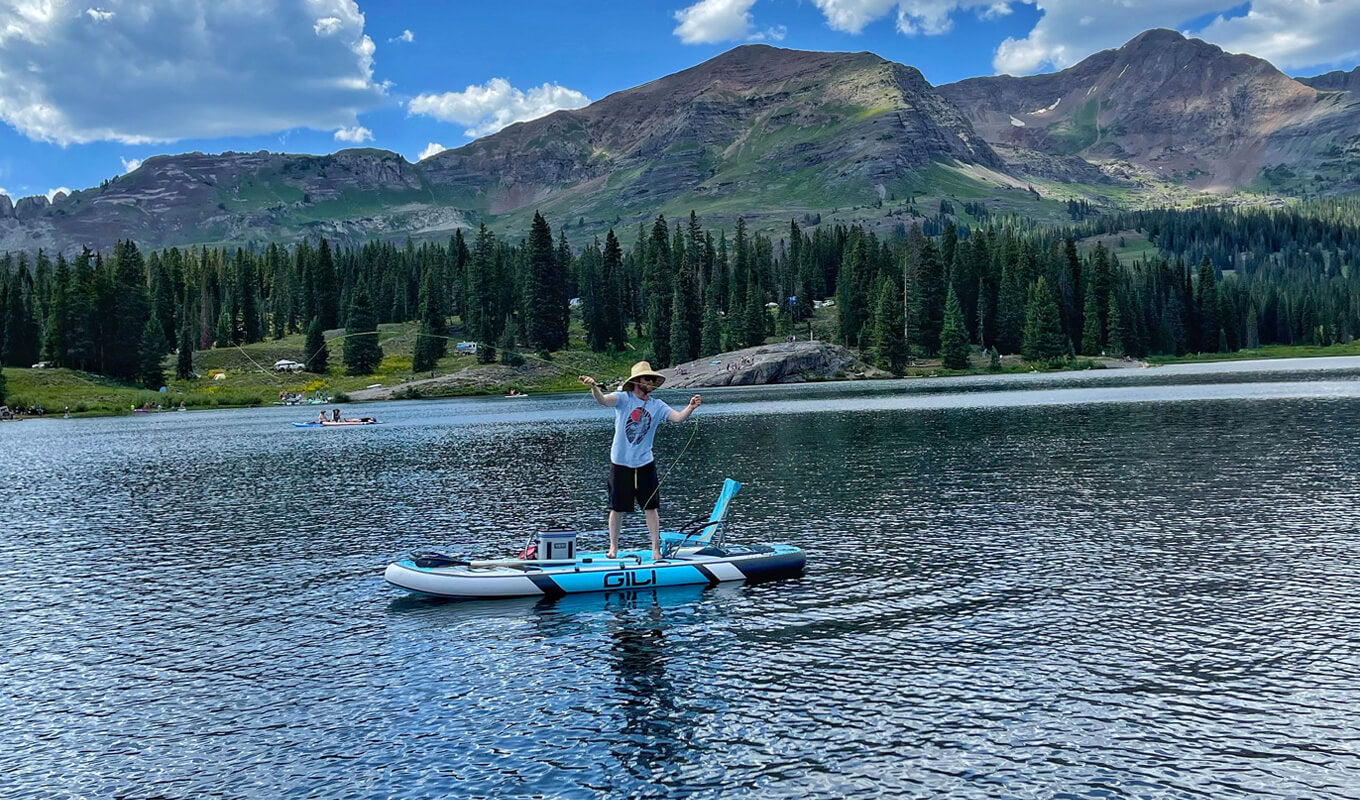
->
[4,201,1360,408]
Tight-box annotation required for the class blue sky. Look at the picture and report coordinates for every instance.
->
[2,0,1358,202]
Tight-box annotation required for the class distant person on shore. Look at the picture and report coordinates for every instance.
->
[580,362,701,562]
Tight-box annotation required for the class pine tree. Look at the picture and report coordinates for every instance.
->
[234,249,261,344]
[65,249,96,371]
[137,316,167,389]
[176,325,195,380]
[742,269,766,348]
[673,246,699,362]
[700,288,722,357]
[524,211,563,352]
[214,308,233,348]
[498,325,524,366]
[1080,290,1102,355]
[106,240,149,381]
[304,317,328,373]
[44,253,71,364]
[995,258,1025,355]
[939,284,971,370]
[343,285,382,376]
[412,266,447,373]
[1194,257,1219,352]
[2,266,39,367]
[644,215,673,366]
[316,238,340,330]
[869,275,907,374]
[835,235,869,348]
[915,236,945,355]
[1022,277,1066,362]
[150,255,177,348]
[669,281,690,367]
[1105,291,1125,358]
[577,240,605,351]
[466,224,502,358]
[601,230,626,351]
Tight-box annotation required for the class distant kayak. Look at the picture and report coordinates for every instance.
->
[504,394,529,399]
[293,419,380,427]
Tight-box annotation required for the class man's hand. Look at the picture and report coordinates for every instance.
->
[688,395,702,408]
[579,375,597,389]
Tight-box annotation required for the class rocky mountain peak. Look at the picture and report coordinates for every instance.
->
[1298,66,1360,92]
[938,27,1320,187]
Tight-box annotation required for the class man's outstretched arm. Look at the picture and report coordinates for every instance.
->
[579,375,617,407]
[667,395,701,422]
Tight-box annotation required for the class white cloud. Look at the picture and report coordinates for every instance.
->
[673,0,759,44]
[120,156,141,173]
[333,125,372,142]
[313,16,342,36]
[749,24,788,42]
[0,186,8,197]
[46,186,71,201]
[811,0,899,35]
[409,78,590,138]
[0,0,385,145]
[992,1,1360,75]
[811,1,1013,36]
[418,142,447,161]
[979,2,1011,20]
[390,29,413,43]
[802,1,1360,75]
[1193,0,1360,70]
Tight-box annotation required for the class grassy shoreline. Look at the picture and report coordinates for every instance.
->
[6,322,1359,419]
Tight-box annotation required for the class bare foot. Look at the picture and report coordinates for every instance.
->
[605,551,617,559]
[651,551,663,561]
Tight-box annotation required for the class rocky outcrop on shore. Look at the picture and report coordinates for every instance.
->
[344,340,884,401]
[660,341,888,388]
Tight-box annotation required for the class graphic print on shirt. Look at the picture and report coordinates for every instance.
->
[625,405,654,444]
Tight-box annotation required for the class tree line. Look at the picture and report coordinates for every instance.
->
[3,203,1360,406]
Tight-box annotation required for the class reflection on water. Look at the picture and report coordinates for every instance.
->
[4,359,1360,798]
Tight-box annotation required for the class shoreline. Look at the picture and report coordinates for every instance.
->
[7,346,1360,421]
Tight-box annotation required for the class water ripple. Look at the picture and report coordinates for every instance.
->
[3,366,1360,798]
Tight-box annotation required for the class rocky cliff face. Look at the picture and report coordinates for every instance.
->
[939,29,1332,189]
[661,341,888,387]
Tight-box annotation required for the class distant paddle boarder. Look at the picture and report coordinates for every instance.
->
[580,361,701,561]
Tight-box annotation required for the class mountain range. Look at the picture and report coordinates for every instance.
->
[2,28,1357,255]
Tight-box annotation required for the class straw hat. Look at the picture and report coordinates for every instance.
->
[621,361,666,391]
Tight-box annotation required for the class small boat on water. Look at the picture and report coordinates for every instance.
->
[293,418,380,427]
[384,479,805,600]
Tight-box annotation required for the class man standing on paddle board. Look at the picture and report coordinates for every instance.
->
[580,361,701,561]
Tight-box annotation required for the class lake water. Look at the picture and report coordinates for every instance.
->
[4,357,1360,799]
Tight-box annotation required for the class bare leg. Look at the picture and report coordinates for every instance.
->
[607,510,621,558]
[644,508,661,560]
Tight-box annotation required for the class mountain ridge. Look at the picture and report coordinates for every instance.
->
[2,32,1358,255]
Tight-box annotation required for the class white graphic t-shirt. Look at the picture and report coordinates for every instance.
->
[610,390,674,467]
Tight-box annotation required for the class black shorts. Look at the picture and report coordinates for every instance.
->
[609,462,660,512]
